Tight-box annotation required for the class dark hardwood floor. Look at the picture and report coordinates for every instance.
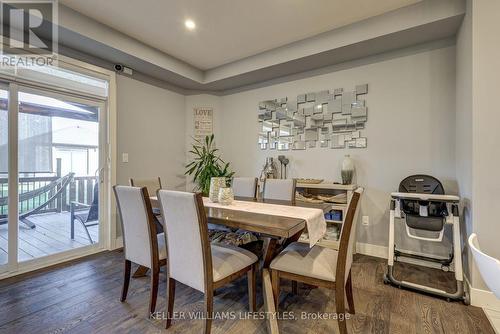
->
[0,250,494,334]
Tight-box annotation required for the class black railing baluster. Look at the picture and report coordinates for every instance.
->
[0,175,97,221]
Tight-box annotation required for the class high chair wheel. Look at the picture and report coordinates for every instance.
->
[463,291,471,305]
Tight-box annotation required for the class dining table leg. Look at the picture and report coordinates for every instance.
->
[262,238,279,268]
[282,228,305,249]
[262,228,305,268]
[133,265,149,278]
[262,268,280,334]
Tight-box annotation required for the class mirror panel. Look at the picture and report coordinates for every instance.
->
[258,85,369,151]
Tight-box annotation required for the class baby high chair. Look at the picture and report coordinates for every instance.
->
[383,175,469,304]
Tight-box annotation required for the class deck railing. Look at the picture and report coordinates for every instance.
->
[0,175,97,217]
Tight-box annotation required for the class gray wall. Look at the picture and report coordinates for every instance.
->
[112,42,459,254]
[218,44,457,251]
[470,0,500,291]
[184,94,224,192]
[455,0,474,285]
[116,75,186,235]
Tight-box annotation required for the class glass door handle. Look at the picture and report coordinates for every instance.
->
[98,168,105,184]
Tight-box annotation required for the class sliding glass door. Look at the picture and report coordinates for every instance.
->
[0,85,9,270]
[17,87,104,261]
[0,78,107,273]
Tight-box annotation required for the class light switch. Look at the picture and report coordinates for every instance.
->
[362,216,369,226]
[122,153,129,163]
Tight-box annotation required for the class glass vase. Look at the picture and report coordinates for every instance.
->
[341,155,355,185]
[209,177,226,202]
[218,187,234,205]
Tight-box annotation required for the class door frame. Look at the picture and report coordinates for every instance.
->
[0,56,117,279]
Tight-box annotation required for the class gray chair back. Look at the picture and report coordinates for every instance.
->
[129,177,162,197]
[114,185,158,268]
[232,177,258,199]
[157,190,212,292]
[337,188,363,284]
[263,178,296,203]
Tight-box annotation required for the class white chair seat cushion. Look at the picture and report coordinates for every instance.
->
[270,242,338,282]
[157,233,167,261]
[211,243,258,282]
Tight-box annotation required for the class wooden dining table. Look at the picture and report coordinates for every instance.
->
[141,196,330,334]
[149,196,329,268]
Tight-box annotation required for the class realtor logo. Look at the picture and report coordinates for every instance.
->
[0,0,57,66]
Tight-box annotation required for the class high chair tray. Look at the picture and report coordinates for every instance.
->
[391,192,459,202]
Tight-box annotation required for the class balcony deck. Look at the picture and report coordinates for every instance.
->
[0,212,99,263]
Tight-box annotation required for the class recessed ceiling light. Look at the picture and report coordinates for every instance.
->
[185,19,196,30]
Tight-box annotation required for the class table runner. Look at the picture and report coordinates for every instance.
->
[203,197,326,247]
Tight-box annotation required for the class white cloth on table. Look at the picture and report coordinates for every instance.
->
[202,197,326,247]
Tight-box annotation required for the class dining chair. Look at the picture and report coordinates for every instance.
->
[262,178,297,204]
[129,177,164,233]
[270,187,363,334]
[156,190,258,333]
[113,185,167,316]
[468,233,500,298]
[70,182,98,243]
[232,177,258,199]
[129,177,162,195]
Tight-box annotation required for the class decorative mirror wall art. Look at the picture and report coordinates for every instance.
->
[258,84,368,150]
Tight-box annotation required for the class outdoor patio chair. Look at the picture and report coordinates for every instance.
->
[70,182,99,244]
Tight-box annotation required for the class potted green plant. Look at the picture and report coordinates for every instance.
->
[185,134,234,196]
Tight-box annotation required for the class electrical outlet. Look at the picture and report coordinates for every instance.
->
[362,216,369,226]
[122,153,129,163]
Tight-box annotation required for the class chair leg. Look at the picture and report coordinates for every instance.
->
[336,279,348,334]
[149,267,159,316]
[80,221,94,244]
[271,269,280,309]
[121,260,131,302]
[346,271,355,314]
[248,264,257,312]
[70,217,75,240]
[204,292,214,334]
[132,265,149,278]
[165,277,176,329]
[292,280,298,294]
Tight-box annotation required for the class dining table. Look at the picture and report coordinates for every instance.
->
[140,195,330,334]
[148,195,330,267]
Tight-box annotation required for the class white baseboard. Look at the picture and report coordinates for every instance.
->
[356,242,387,259]
[484,309,500,334]
[114,236,123,249]
[471,286,500,312]
[471,286,500,333]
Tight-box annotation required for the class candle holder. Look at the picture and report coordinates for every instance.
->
[218,187,234,205]
[209,177,226,202]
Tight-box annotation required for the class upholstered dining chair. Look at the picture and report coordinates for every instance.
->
[129,177,164,233]
[113,185,167,316]
[262,178,297,204]
[232,177,258,199]
[156,190,258,333]
[129,177,162,196]
[270,187,363,334]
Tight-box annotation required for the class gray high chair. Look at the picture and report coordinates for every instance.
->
[383,175,469,304]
